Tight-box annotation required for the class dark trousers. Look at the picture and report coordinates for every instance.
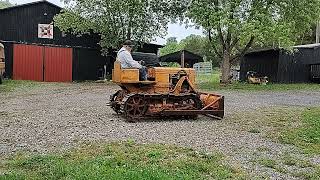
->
[139,66,147,81]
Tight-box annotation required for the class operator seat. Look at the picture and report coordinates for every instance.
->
[112,61,155,84]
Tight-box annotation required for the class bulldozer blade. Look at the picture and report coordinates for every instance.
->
[162,93,224,119]
[199,93,224,118]
[162,110,224,116]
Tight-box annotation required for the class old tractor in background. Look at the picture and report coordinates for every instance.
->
[246,71,268,85]
[0,43,5,84]
[110,60,224,122]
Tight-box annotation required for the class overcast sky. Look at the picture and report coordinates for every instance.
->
[9,0,204,45]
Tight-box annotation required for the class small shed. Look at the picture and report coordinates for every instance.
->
[240,44,320,83]
[159,50,203,68]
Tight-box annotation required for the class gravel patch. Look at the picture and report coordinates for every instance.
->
[0,82,319,179]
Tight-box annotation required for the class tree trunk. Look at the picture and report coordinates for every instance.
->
[221,50,231,84]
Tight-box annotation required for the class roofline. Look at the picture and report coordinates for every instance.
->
[159,49,202,58]
[293,43,320,49]
[246,43,320,55]
[0,0,62,12]
[245,47,282,56]
[144,42,164,48]
[0,40,100,49]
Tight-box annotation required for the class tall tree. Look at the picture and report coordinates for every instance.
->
[180,34,205,56]
[54,0,187,53]
[188,0,320,83]
[160,35,221,66]
[160,37,182,56]
[0,0,12,9]
[179,35,221,66]
[166,37,178,44]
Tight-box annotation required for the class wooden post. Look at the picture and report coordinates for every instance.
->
[181,50,185,68]
[317,20,320,43]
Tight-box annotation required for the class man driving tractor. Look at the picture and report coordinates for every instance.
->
[110,40,225,120]
[117,40,147,80]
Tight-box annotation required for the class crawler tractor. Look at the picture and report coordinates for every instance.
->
[110,60,224,122]
[246,71,268,85]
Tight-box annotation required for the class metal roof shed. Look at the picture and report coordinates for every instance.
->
[159,50,203,68]
[240,44,320,83]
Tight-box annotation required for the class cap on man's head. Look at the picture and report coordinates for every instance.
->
[123,40,134,47]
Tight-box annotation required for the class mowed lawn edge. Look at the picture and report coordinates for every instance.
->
[230,107,320,179]
[0,142,246,180]
[279,107,320,155]
[0,80,39,93]
[197,73,320,91]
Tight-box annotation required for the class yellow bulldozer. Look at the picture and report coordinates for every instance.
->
[0,43,5,84]
[110,59,224,122]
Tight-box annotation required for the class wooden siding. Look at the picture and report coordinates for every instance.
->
[241,46,320,83]
[72,47,107,81]
[277,51,311,83]
[0,2,100,48]
[240,50,279,82]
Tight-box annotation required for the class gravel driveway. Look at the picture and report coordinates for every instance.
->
[0,82,319,179]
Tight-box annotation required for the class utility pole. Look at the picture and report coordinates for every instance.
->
[181,50,185,68]
[317,20,320,43]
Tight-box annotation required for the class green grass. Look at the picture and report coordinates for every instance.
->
[0,142,245,180]
[255,158,289,175]
[282,154,298,166]
[0,80,38,92]
[231,107,320,155]
[232,107,320,178]
[196,73,320,91]
[279,107,320,154]
[291,166,320,180]
[248,128,261,134]
[257,158,277,169]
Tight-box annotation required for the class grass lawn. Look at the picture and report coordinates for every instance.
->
[0,142,245,180]
[232,107,320,179]
[196,73,320,91]
[232,107,320,155]
[279,107,320,154]
[0,80,38,93]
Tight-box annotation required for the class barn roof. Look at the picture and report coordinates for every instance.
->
[245,48,280,55]
[159,50,203,64]
[246,43,320,55]
[139,42,164,50]
[293,43,320,49]
[0,0,61,12]
[0,0,163,52]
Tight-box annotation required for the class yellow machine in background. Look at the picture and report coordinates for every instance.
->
[246,71,268,85]
[0,43,5,84]
[110,60,224,122]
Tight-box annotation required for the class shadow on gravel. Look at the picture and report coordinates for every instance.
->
[111,113,223,123]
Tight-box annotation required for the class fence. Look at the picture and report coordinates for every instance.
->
[193,62,213,74]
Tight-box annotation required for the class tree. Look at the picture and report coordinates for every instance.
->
[160,37,182,56]
[188,0,320,83]
[166,37,178,44]
[180,34,205,56]
[54,0,187,53]
[0,0,13,9]
[160,35,221,67]
[298,23,318,45]
[180,35,221,66]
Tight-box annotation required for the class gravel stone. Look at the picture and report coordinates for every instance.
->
[0,82,319,179]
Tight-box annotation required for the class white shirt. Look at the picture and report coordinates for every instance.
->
[117,47,142,69]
